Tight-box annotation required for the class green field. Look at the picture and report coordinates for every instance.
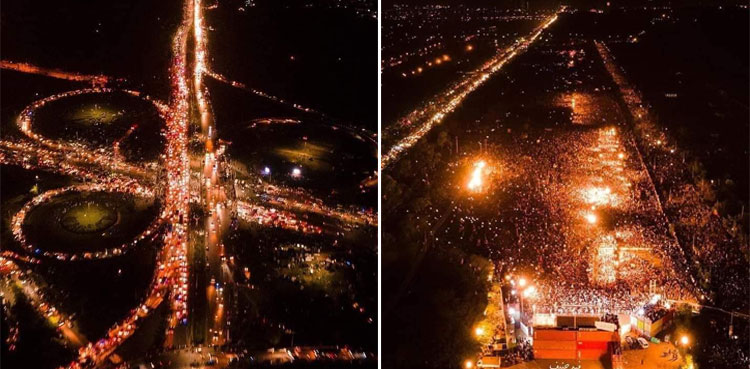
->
[60,202,118,233]
[66,103,123,126]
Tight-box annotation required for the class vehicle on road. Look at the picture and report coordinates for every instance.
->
[625,336,635,348]
[637,337,650,349]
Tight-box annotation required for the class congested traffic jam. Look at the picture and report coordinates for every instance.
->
[1,0,377,368]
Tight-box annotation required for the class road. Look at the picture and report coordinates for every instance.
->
[382,15,705,364]
[0,258,89,349]
[381,10,561,169]
[0,1,376,366]
[193,0,232,350]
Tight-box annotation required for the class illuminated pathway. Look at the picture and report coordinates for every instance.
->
[1,60,110,87]
[158,0,192,350]
[184,0,233,348]
[0,0,377,366]
[381,10,560,169]
[0,257,89,349]
[11,183,158,261]
[205,69,324,116]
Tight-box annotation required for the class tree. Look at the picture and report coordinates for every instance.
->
[437,131,450,149]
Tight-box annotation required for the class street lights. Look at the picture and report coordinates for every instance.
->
[523,286,537,299]
[520,287,535,320]
[584,212,598,225]
[475,327,484,337]
[680,335,689,347]
[515,278,533,322]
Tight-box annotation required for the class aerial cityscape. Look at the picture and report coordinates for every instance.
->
[382,1,748,369]
[1,0,748,369]
[0,0,376,368]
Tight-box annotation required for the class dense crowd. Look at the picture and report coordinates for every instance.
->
[425,124,698,316]
[597,41,748,312]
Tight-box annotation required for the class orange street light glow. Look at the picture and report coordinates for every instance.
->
[585,213,598,224]
[523,286,537,298]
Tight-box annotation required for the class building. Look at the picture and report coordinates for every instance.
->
[533,328,619,361]
[531,313,622,362]
[631,304,673,338]
[477,355,501,368]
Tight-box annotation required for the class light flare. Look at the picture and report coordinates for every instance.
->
[467,160,487,192]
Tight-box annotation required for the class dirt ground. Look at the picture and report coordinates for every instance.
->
[507,341,684,369]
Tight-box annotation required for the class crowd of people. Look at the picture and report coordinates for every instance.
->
[501,339,534,366]
[432,124,698,316]
[386,35,707,331]
[597,41,748,312]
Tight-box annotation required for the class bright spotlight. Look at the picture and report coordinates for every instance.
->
[523,286,536,298]
[680,335,689,346]
[467,160,487,192]
[585,213,598,224]
[518,278,527,287]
